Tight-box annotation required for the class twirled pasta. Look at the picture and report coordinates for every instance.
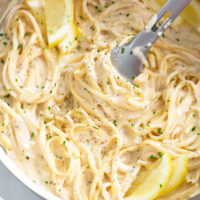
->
[0,0,200,199]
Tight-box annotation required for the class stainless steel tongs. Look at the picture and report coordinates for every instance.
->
[110,0,192,81]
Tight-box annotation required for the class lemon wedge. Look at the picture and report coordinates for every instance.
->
[125,153,172,200]
[159,156,188,196]
[144,0,200,32]
[181,0,200,33]
[58,23,78,54]
[25,0,78,53]
[44,0,75,48]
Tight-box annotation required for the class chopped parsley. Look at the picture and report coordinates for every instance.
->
[92,126,99,130]
[113,120,117,127]
[3,42,7,46]
[24,32,29,37]
[48,106,51,111]
[133,84,139,88]
[4,94,10,98]
[150,155,156,159]
[131,123,134,127]
[106,80,110,85]
[192,126,196,131]
[18,44,22,49]
[63,140,66,145]
[162,33,166,38]
[31,132,35,138]
[160,184,163,188]
[121,47,125,54]
[90,26,95,31]
[132,76,135,80]
[148,50,153,54]
[79,15,83,20]
[158,152,163,158]
[46,134,52,139]
[157,127,162,134]
[197,133,200,135]
[126,13,130,17]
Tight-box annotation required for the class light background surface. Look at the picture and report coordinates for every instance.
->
[0,161,43,200]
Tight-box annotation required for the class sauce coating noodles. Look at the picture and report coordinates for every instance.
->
[0,0,200,199]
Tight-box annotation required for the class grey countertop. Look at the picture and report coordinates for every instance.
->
[0,161,43,200]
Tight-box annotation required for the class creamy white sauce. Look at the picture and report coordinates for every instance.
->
[0,0,200,200]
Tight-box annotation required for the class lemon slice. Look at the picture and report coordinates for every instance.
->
[159,156,188,196]
[181,0,200,33]
[25,0,78,53]
[125,153,172,200]
[44,0,75,48]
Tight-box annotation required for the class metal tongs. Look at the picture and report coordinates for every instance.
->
[110,0,192,81]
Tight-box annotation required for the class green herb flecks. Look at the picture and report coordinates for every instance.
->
[113,120,117,127]
[158,152,163,158]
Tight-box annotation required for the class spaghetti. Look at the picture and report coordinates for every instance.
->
[0,0,200,199]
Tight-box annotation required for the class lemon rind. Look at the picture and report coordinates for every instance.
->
[125,153,172,200]
[160,156,188,196]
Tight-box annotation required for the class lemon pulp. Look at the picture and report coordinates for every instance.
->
[25,0,78,53]
[160,156,188,196]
